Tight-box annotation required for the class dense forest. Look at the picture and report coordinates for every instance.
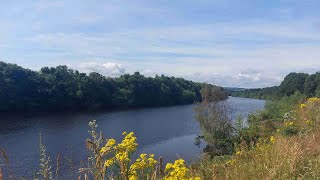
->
[0,61,227,112]
[232,72,320,99]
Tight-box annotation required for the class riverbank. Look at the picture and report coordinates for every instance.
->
[190,96,320,179]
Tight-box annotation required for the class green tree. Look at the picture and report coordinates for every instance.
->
[279,72,309,96]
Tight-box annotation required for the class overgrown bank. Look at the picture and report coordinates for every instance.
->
[191,93,320,179]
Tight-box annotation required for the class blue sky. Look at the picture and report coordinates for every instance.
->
[1,0,320,88]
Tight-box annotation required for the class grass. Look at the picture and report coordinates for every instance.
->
[193,132,320,179]
[192,97,320,180]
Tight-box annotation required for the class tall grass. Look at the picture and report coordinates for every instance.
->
[193,97,320,179]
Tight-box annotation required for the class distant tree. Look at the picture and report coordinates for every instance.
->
[0,61,208,112]
[279,72,309,96]
[304,72,320,97]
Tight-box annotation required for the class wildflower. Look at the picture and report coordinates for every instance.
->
[100,138,116,155]
[165,163,173,170]
[164,159,194,179]
[235,150,241,155]
[226,159,236,165]
[129,153,157,177]
[189,178,201,180]
[117,132,138,152]
[270,136,275,144]
[284,121,294,127]
[308,97,320,103]
[129,175,138,180]
[300,103,307,108]
[276,129,280,132]
[115,151,129,162]
[104,158,115,168]
[129,170,138,180]
[305,119,311,124]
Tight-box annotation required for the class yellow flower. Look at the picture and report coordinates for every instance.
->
[276,129,280,132]
[300,103,307,108]
[305,119,311,124]
[270,136,275,144]
[100,138,116,155]
[129,153,157,174]
[106,139,116,146]
[226,159,236,165]
[116,151,129,162]
[308,97,320,103]
[165,163,173,170]
[284,121,294,127]
[117,132,138,152]
[164,159,194,179]
[235,151,241,155]
[104,158,115,168]
[129,175,138,180]
[189,177,201,180]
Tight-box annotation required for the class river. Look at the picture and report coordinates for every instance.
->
[0,97,265,178]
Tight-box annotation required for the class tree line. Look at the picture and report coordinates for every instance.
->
[0,61,227,112]
[232,72,320,99]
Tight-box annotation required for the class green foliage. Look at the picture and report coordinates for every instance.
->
[231,86,279,99]
[231,72,320,100]
[195,87,232,156]
[0,61,208,112]
[304,72,320,97]
[316,87,320,98]
[279,72,309,96]
[281,126,299,136]
[264,91,306,120]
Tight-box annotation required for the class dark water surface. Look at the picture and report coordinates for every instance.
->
[0,97,265,178]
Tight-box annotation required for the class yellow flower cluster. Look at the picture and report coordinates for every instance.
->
[305,119,311,124]
[226,159,236,165]
[164,159,200,180]
[307,97,320,103]
[284,121,294,127]
[270,136,275,144]
[130,154,157,170]
[299,98,320,109]
[98,131,200,179]
[129,154,157,180]
[100,132,138,170]
[116,132,138,153]
[100,138,116,155]
[300,103,307,108]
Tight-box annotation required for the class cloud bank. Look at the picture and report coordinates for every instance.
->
[78,62,126,77]
[1,0,320,88]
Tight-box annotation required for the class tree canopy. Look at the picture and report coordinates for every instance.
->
[232,71,320,99]
[0,61,218,112]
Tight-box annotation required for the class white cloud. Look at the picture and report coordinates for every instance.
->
[78,62,126,77]
[183,71,283,88]
[140,69,156,77]
[3,0,320,88]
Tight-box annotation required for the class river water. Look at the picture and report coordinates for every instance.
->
[0,97,265,178]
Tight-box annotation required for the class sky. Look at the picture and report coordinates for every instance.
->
[1,0,320,88]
